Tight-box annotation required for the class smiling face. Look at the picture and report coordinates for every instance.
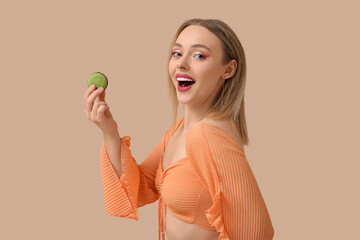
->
[168,25,229,108]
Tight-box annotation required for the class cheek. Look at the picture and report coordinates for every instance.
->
[198,65,219,82]
[168,62,171,72]
[168,62,177,84]
[198,67,223,91]
[168,62,175,76]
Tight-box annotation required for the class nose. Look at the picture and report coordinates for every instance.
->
[176,56,189,70]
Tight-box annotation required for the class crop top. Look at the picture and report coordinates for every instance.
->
[100,117,274,239]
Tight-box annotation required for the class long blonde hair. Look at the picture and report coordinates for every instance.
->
[167,18,249,146]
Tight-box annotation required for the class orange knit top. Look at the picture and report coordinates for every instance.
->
[100,117,274,239]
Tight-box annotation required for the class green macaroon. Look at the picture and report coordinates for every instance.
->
[88,72,108,90]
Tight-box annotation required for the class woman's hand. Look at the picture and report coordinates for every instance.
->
[83,84,118,136]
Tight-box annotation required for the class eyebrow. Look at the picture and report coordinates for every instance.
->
[173,43,211,52]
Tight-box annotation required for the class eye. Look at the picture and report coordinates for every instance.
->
[194,53,208,60]
[172,51,182,57]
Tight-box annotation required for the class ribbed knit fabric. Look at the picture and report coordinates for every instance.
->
[100,117,274,239]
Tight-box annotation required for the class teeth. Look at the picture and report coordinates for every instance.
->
[177,77,194,81]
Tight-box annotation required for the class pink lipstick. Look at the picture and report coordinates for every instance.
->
[177,81,194,92]
[176,73,195,92]
[175,73,194,80]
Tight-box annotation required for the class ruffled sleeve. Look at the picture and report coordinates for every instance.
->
[185,123,274,239]
[100,127,172,220]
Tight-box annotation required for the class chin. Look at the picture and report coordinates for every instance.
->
[177,95,193,105]
[176,94,187,103]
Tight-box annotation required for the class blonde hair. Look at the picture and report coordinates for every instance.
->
[167,18,249,146]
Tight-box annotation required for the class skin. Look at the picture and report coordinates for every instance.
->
[84,24,240,240]
[83,85,117,135]
[168,25,237,138]
[165,25,238,239]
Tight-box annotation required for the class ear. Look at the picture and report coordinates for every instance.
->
[222,59,237,80]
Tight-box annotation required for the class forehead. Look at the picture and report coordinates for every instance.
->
[175,25,222,51]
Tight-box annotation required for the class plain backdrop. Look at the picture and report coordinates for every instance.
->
[1,0,359,239]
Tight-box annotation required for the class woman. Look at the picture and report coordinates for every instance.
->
[84,18,274,240]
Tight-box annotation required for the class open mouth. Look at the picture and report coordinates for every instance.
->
[178,80,195,87]
[177,77,195,87]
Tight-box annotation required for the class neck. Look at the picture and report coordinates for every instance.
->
[179,104,210,136]
[178,83,222,136]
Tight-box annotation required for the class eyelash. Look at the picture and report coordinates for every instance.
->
[171,51,209,60]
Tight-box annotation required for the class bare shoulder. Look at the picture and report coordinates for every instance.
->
[199,117,245,152]
[200,117,233,132]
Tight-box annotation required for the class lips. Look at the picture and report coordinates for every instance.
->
[175,73,196,90]
[175,73,195,81]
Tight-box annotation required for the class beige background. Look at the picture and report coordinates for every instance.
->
[1,0,359,239]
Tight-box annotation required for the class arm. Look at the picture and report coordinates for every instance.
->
[102,131,122,178]
[186,123,274,239]
[100,130,168,220]
[100,119,182,220]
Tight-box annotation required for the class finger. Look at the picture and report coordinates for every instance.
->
[98,89,106,102]
[98,105,111,119]
[91,87,104,103]
[83,84,96,113]
[90,102,102,121]
[90,101,106,120]
[104,106,112,118]
[85,87,104,116]
[83,84,96,103]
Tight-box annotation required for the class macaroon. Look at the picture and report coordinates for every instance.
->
[88,72,108,90]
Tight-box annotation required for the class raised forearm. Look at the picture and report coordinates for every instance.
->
[103,131,122,178]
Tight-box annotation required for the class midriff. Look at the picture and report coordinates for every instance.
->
[165,208,220,240]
